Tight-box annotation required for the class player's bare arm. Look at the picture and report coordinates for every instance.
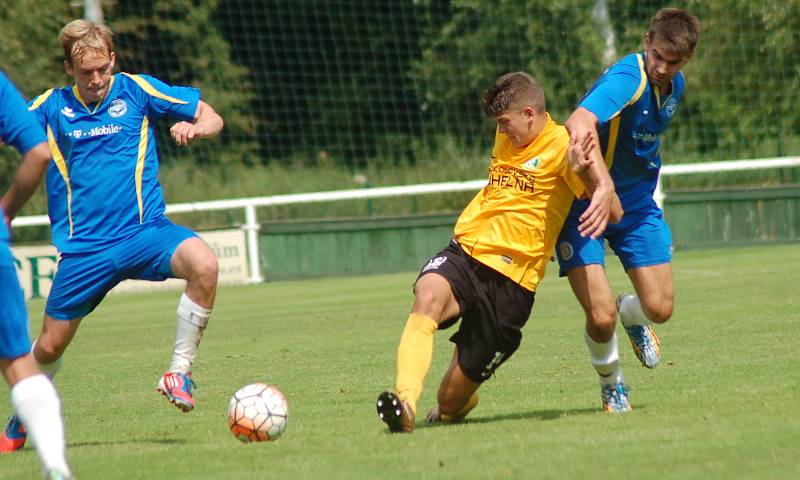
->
[170,100,224,147]
[565,107,600,147]
[566,141,621,239]
[1,142,52,223]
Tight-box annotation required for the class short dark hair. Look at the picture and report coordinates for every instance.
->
[648,8,701,55]
[482,72,546,117]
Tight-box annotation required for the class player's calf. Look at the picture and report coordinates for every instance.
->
[426,392,478,424]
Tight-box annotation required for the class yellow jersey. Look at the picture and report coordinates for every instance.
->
[454,114,586,292]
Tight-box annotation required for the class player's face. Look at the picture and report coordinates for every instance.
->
[66,50,116,104]
[644,36,692,91]
[495,107,538,148]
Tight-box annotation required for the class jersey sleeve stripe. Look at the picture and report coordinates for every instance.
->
[136,116,149,223]
[47,126,74,237]
[604,54,648,120]
[28,89,54,111]
[602,54,646,168]
[122,73,189,104]
[628,54,648,108]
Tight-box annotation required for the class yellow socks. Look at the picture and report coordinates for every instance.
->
[395,313,438,414]
[441,392,479,423]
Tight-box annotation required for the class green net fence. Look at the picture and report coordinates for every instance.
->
[1,0,799,216]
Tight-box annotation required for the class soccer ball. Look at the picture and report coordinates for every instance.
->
[227,383,288,442]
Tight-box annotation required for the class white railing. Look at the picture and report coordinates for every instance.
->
[12,156,800,283]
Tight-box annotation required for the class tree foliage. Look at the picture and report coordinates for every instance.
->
[2,0,799,192]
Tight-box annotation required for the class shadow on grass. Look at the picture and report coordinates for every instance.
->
[69,438,187,449]
[415,404,644,430]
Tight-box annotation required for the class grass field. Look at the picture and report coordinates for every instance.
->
[2,243,799,479]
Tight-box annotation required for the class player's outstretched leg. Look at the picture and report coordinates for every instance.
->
[376,390,415,433]
[3,372,71,478]
[160,236,217,412]
[157,292,212,412]
[618,294,661,368]
[1,341,65,453]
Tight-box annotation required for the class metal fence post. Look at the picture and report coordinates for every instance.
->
[243,203,264,283]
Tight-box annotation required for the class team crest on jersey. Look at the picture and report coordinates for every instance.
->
[109,99,128,118]
[422,256,447,272]
[663,97,678,118]
[522,157,541,170]
[558,242,574,261]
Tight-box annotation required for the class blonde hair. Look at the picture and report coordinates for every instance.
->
[482,72,546,117]
[60,19,114,65]
[648,8,701,55]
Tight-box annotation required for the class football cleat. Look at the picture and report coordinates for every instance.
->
[376,390,415,433]
[0,415,26,453]
[618,294,661,369]
[157,371,196,412]
[601,382,632,413]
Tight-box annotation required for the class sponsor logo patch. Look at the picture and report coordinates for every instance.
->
[522,157,540,170]
[663,97,678,118]
[109,98,128,118]
[60,106,75,118]
[67,124,122,139]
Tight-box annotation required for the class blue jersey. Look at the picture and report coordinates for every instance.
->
[574,52,685,213]
[28,73,200,253]
[0,71,48,247]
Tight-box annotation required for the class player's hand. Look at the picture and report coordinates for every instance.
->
[567,135,595,173]
[578,183,613,239]
[170,121,205,146]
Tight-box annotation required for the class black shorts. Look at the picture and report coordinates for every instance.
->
[416,239,535,383]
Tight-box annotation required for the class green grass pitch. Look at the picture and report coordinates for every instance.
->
[2,244,799,479]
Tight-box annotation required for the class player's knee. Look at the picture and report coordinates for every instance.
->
[412,288,449,320]
[34,336,67,364]
[587,303,617,336]
[192,251,219,288]
[646,302,673,324]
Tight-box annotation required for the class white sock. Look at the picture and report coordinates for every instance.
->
[11,375,71,478]
[32,339,63,378]
[618,294,650,327]
[169,293,211,373]
[584,330,623,386]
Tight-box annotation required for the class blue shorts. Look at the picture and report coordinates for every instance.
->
[46,218,196,320]
[556,207,672,276]
[0,245,31,359]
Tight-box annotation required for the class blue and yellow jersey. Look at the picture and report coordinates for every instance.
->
[0,71,48,247]
[575,52,685,213]
[454,114,586,292]
[27,73,200,253]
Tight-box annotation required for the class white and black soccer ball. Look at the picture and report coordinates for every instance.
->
[227,383,288,442]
